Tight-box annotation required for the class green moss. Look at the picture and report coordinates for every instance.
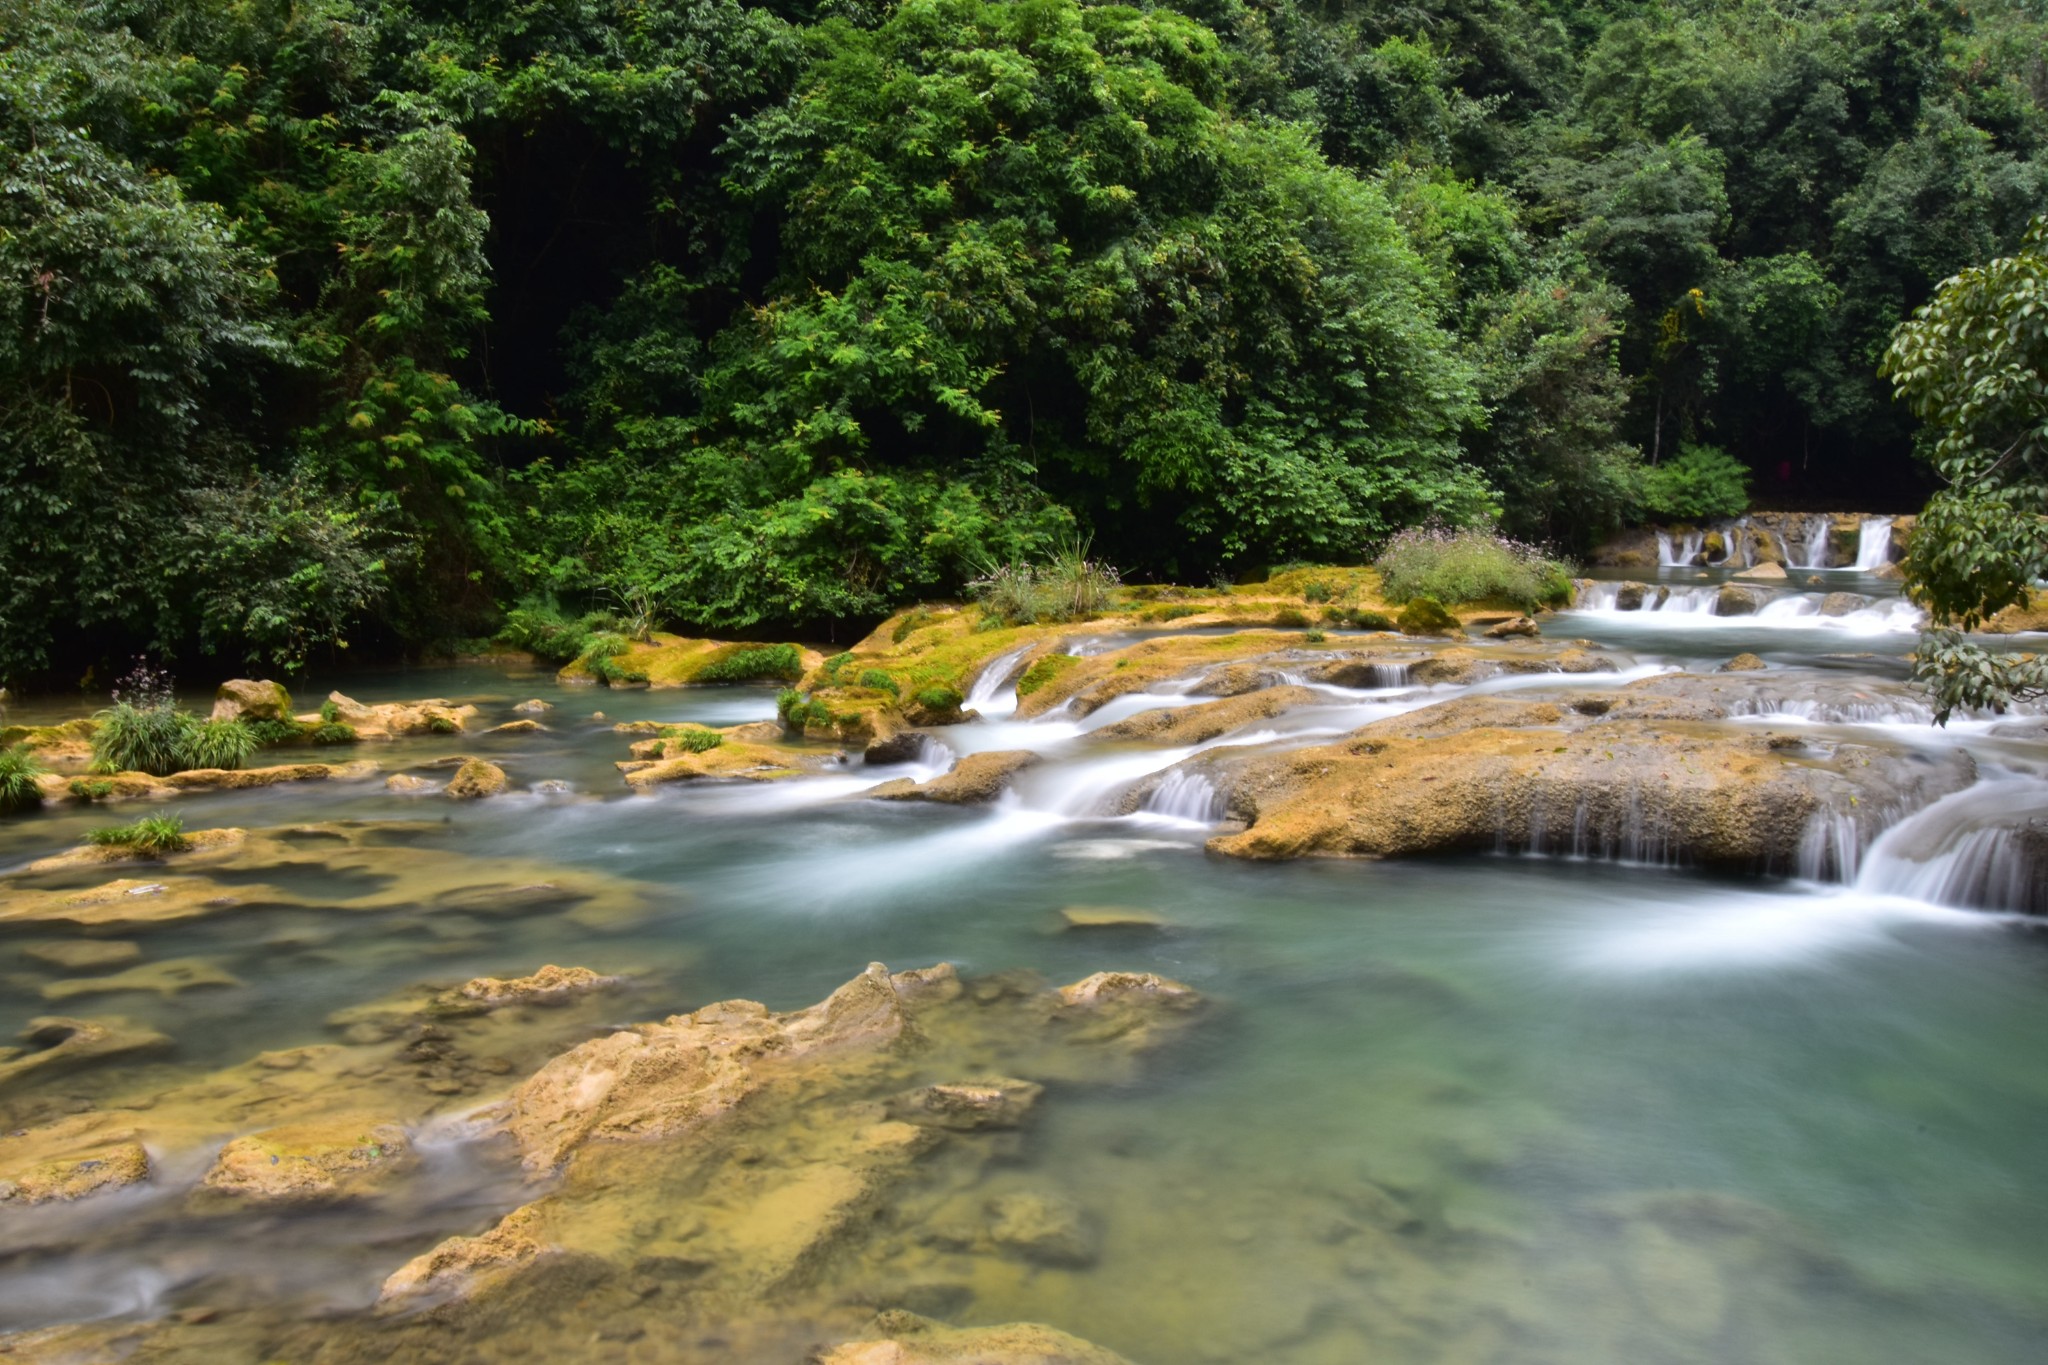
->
[311,722,357,745]
[246,718,310,745]
[857,668,899,696]
[696,643,804,684]
[913,685,963,712]
[1016,652,1081,697]
[1142,604,1202,622]
[776,689,837,730]
[1396,596,1461,635]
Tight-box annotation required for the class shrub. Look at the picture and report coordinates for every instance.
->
[969,539,1121,626]
[697,644,804,684]
[662,727,725,754]
[311,722,357,744]
[0,744,45,814]
[318,700,342,724]
[69,778,115,801]
[246,718,309,745]
[1272,608,1310,628]
[1303,629,1327,643]
[501,599,599,664]
[1302,580,1334,603]
[1374,526,1573,611]
[1397,596,1461,634]
[776,689,836,730]
[182,718,258,771]
[87,815,191,855]
[913,685,964,713]
[857,668,899,696]
[1637,443,1751,521]
[1016,652,1080,697]
[91,701,195,776]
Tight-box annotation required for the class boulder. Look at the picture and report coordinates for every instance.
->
[986,1191,1098,1267]
[867,750,1042,804]
[1819,592,1869,617]
[511,699,553,714]
[864,729,936,764]
[887,1078,1044,1131]
[210,679,293,723]
[0,1126,150,1206]
[379,1201,554,1307]
[1870,561,1905,581]
[445,759,509,799]
[1715,584,1764,616]
[1614,581,1647,611]
[819,1314,1134,1365]
[1485,616,1541,639]
[1733,562,1788,581]
[202,1116,414,1204]
[385,773,436,793]
[484,719,545,735]
[1719,653,1768,672]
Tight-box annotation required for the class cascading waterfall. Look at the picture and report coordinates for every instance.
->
[1855,516,1895,570]
[1142,769,1224,822]
[1852,779,2048,914]
[1656,529,1707,566]
[1367,663,1415,688]
[965,645,1036,718]
[1794,514,1834,569]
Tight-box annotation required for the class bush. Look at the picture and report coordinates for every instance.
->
[182,718,259,771]
[697,644,804,684]
[1374,526,1573,611]
[311,722,357,744]
[969,541,1120,626]
[1636,444,1751,521]
[857,668,899,696]
[318,700,342,724]
[1272,608,1310,628]
[662,727,725,754]
[1397,596,1461,634]
[0,744,45,814]
[913,685,964,713]
[92,701,195,776]
[1303,629,1327,643]
[68,778,115,802]
[246,718,309,745]
[776,689,836,730]
[501,599,600,664]
[87,815,191,855]
[1302,580,1334,603]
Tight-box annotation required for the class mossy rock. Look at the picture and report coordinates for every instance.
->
[1396,597,1461,635]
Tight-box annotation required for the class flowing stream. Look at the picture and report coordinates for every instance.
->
[2,565,2046,1364]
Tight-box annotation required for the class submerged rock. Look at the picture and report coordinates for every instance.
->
[0,1016,172,1096]
[455,965,620,1008]
[511,698,553,714]
[385,773,436,793]
[1058,905,1168,931]
[22,940,144,971]
[0,1118,151,1205]
[202,1116,414,1204]
[986,1190,1098,1267]
[888,1078,1044,1131]
[445,759,509,799]
[41,956,241,1002]
[819,1313,1135,1365]
[484,719,545,736]
[867,750,1042,804]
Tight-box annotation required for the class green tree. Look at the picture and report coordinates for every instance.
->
[1880,214,2048,721]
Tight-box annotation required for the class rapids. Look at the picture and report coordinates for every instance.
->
[2,564,2046,1364]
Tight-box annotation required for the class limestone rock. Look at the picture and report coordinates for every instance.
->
[455,965,619,1008]
[485,719,545,735]
[888,1078,1044,1131]
[986,1191,1098,1267]
[867,750,1041,804]
[161,760,379,792]
[386,773,436,793]
[22,940,143,972]
[0,876,293,929]
[1870,561,1905,581]
[326,692,478,739]
[1614,581,1648,611]
[864,729,936,764]
[511,699,553,714]
[0,1125,150,1206]
[819,1314,1134,1365]
[1819,592,1869,616]
[1715,584,1764,616]
[1733,562,1787,581]
[1091,687,1315,747]
[379,1201,554,1306]
[1485,616,1541,638]
[1719,653,1768,672]
[1058,906,1168,931]
[210,679,293,723]
[445,759,509,799]
[202,1116,414,1204]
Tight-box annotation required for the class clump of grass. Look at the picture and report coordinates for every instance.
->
[1301,580,1334,603]
[820,652,857,684]
[777,689,836,731]
[246,718,309,746]
[1272,608,1310,628]
[969,539,1121,626]
[857,668,899,696]
[181,718,259,771]
[87,814,191,855]
[1016,653,1081,698]
[661,727,725,755]
[1303,629,1327,643]
[311,722,357,744]
[68,777,114,802]
[913,685,964,713]
[91,703,192,776]
[1322,606,1396,631]
[1,744,46,814]
[1373,526,1573,612]
[318,700,342,724]
[697,644,803,684]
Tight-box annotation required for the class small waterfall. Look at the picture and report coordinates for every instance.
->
[1854,517,1894,570]
[1793,515,1833,570]
[965,645,1035,718]
[1796,808,1865,881]
[1368,663,1413,688]
[1852,780,2048,914]
[1656,529,1706,567]
[1143,770,1223,822]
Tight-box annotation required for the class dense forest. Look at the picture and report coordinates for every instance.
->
[3,0,2045,681]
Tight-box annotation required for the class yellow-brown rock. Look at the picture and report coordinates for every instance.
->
[1091,686,1317,746]
[866,750,1041,803]
[202,1116,414,1204]
[455,964,619,1007]
[445,758,509,799]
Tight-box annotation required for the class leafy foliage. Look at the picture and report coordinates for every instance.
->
[1882,214,2048,720]
[1636,444,1752,521]
[696,645,804,684]
[0,744,45,814]
[87,815,192,855]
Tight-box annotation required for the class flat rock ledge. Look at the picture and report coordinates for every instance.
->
[868,750,1042,804]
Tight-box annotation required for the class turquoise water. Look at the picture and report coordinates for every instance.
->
[3,599,2047,1362]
